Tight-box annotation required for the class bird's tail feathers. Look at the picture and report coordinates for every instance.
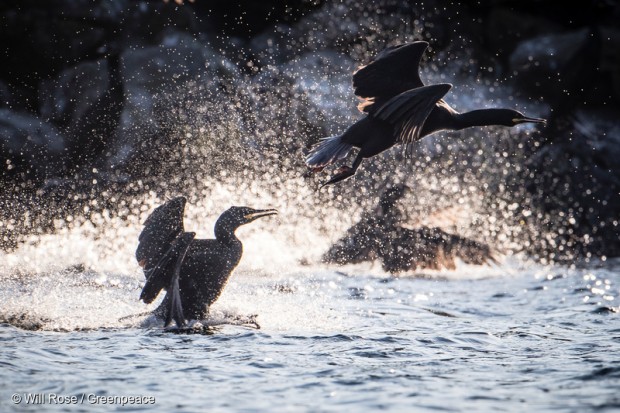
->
[305,135,352,168]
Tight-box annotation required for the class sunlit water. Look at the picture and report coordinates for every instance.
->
[1,221,619,413]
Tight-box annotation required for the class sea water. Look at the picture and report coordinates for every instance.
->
[1,214,618,412]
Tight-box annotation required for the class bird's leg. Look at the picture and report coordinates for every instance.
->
[320,155,363,188]
[302,166,324,179]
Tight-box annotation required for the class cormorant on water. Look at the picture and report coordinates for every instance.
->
[136,197,277,328]
[323,184,496,272]
[305,41,546,186]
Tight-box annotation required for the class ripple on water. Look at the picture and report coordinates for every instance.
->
[578,366,620,381]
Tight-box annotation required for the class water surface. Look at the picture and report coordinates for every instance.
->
[2,257,618,412]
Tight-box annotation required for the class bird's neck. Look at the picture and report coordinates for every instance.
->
[214,222,240,245]
[454,109,506,130]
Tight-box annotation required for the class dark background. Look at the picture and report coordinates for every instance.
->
[1,0,618,260]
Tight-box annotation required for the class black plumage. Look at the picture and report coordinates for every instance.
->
[323,185,496,273]
[136,197,277,327]
[306,41,546,186]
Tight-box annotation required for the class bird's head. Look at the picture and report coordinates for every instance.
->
[218,206,278,231]
[498,109,546,127]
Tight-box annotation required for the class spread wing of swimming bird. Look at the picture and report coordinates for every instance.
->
[353,41,429,113]
[136,196,192,327]
[136,197,186,271]
[373,84,452,148]
[140,231,195,327]
[139,231,195,304]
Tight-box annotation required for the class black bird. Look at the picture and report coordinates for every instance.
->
[323,184,496,273]
[136,197,277,328]
[305,41,546,186]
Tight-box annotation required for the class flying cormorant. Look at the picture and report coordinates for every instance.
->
[305,41,546,186]
[136,197,277,328]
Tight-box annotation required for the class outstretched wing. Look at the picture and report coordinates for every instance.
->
[353,41,429,113]
[165,232,195,328]
[373,84,452,148]
[139,232,195,305]
[136,197,186,273]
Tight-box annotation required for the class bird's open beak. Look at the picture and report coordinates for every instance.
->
[244,209,278,221]
[514,116,546,125]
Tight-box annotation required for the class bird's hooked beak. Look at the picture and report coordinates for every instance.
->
[244,209,278,221]
[513,116,546,125]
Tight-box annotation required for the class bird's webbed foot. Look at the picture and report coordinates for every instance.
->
[320,165,356,188]
[302,166,324,179]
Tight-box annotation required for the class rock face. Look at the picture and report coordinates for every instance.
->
[511,110,620,262]
[112,30,239,171]
[0,109,66,184]
[39,59,110,131]
[508,28,615,112]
